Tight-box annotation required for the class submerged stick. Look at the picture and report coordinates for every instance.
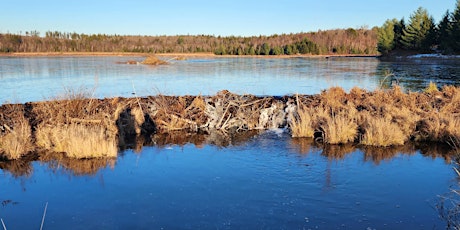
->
[453,167,460,177]
[40,202,48,230]
[1,218,6,230]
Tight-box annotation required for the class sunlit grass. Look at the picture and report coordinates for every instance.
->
[36,123,117,159]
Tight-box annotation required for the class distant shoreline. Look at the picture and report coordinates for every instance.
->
[0,52,379,58]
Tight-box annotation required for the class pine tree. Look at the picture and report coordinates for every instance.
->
[401,7,435,51]
[377,19,397,54]
[438,10,453,52]
[393,18,406,49]
[420,16,437,52]
[451,0,460,53]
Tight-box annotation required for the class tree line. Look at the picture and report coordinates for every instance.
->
[378,0,460,54]
[0,28,378,55]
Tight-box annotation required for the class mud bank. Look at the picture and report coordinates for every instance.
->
[1,86,460,160]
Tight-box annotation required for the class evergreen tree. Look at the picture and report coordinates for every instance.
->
[451,0,460,53]
[420,16,437,52]
[377,19,397,54]
[284,44,293,55]
[393,18,405,49]
[437,11,452,52]
[260,43,270,55]
[401,7,434,51]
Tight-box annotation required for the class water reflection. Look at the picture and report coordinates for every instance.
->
[289,136,454,165]
[38,152,116,176]
[377,59,460,91]
[0,131,456,229]
[1,132,455,179]
[0,155,35,178]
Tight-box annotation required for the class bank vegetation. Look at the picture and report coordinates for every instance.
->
[1,85,460,160]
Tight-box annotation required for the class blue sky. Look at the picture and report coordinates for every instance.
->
[0,0,456,36]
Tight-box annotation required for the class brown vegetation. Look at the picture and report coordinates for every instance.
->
[1,85,460,160]
[288,84,460,149]
[0,104,33,159]
[141,56,167,65]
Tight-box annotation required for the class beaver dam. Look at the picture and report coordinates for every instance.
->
[1,85,460,160]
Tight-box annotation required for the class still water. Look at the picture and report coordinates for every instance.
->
[1,56,460,229]
[1,56,460,103]
[0,132,457,229]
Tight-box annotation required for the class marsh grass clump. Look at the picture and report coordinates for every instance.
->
[289,105,314,138]
[319,107,358,144]
[290,88,358,144]
[32,88,126,158]
[0,104,33,160]
[424,81,439,94]
[289,95,315,138]
[35,123,117,159]
[360,114,407,147]
[141,56,168,65]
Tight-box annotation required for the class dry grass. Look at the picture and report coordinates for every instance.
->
[289,96,315,138]
[360,115,407,147]
[424,81,439,94]
[3,85,460,160]
[319,108,358,144]
[35,123,117,159]
[289,106,314,138]
[0,120,33,159]
[0,104,33,160]
[30,89,129,158]
[141,56,168,65]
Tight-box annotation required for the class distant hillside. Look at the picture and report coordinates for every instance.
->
[0,28,378,55]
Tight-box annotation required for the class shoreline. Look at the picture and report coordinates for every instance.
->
[0,51,380,58]
[1,86,459,160]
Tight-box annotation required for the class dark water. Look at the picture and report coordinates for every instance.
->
[1,56,460,103]
[0,132,457,229]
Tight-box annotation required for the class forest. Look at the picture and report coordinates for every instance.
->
[0,27,378,56]
[378,0,460,55]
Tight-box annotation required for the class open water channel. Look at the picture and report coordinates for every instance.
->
[1,56,460,229]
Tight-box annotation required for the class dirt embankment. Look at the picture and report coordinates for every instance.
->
[1,86,460,160]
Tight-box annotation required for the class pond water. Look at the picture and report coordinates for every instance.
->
[1,56,460,229]
[1,56,460,103]
[0,132,458,229]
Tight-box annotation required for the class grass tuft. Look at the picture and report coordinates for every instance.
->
[35,123,117,159]
[141,56,168,65]
[0,104,33,160]
[424,81,439,94]
[360,115,407,147]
